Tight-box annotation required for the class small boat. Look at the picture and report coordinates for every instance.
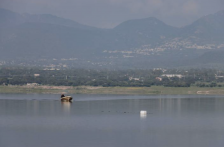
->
[61,96,73,102]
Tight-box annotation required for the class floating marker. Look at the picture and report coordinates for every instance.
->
[140,110,147,118]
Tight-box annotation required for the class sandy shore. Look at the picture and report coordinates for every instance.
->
[1,85,224,95]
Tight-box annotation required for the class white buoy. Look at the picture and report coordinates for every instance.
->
[140,110,147,118]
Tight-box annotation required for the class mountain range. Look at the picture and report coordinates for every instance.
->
[0,8,224,69]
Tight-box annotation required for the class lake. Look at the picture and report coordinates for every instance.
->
[1,94,224,147]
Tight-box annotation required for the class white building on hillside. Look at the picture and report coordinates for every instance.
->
[161,74,184,78]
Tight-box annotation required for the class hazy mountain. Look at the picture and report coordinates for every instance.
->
[0,8,105,59]
[0,22,105,59]
[101,17,179,51]
[180,10,224,43]
[23,14,99,30]
[0,8,224,69]
[197,50,224,64]
[0,8,24,27]
[0,8,98,30]
[113,17,178,44]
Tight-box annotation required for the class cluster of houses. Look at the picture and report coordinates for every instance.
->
[156,74,184,81]
[129,74,184,82]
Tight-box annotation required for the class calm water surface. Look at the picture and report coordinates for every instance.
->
[1,94,224,147]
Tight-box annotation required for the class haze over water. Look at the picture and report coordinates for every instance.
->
[1,94,224,147]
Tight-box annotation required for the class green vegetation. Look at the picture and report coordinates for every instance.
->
[1,67,224,90]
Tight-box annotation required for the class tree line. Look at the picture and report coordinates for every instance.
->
[0,67,224,87]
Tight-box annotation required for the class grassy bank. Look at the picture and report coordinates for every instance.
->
[1,85,224,95]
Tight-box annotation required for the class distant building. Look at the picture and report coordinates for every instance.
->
[43,68,60,70]
[215,75,224,79]
[155,77,162,81]
[161,74,184,78]
[153,68,166,73]
[34,74,40,77]
[27,83,39,86]
[153,68,162,71]
[129,77,140,81]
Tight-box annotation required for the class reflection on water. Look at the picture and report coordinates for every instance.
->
[61,101,72,114]
[140,110,147,119]
[1,95,224,147]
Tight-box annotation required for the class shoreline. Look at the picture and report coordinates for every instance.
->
[1,85,224,95]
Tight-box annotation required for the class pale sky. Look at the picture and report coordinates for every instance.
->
[0,0,224,28]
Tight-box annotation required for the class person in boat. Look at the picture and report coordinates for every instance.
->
[61,94,65,98]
